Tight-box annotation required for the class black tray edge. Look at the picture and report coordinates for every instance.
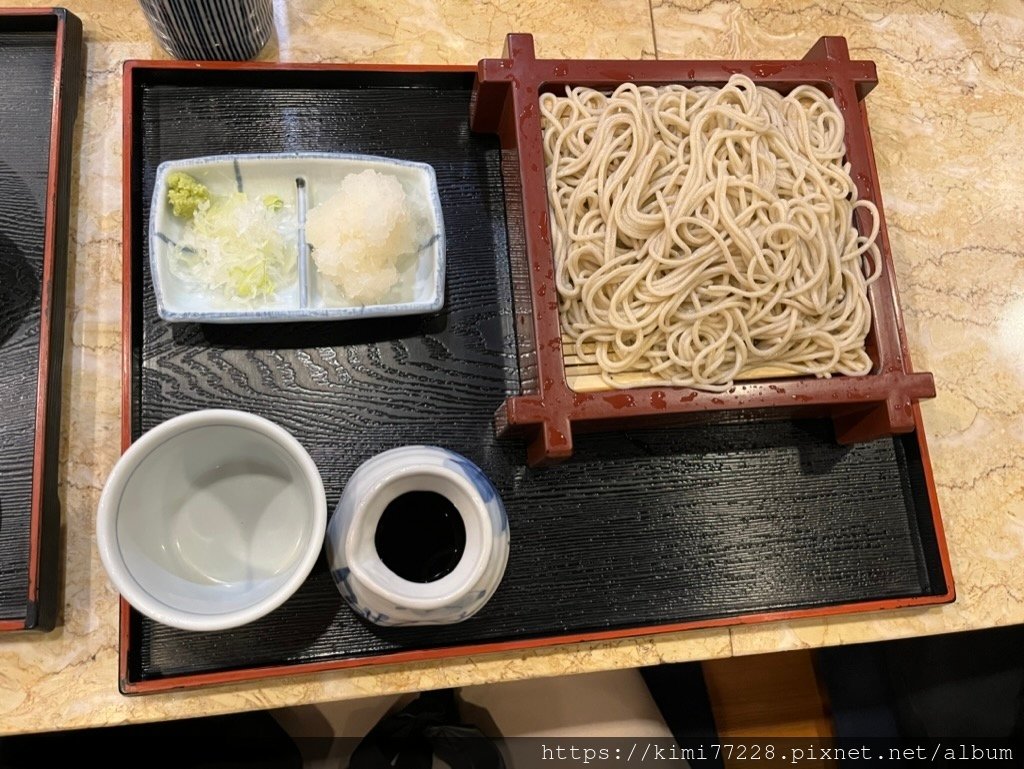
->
[0,7,83,632]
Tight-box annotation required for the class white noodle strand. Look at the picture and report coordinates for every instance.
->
[541,76,882,392]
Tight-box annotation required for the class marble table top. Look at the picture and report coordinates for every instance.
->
[1,0,1022,735]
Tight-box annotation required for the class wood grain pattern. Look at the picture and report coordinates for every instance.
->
[0,29,54,622]
[126,71,946,684]
[703,650,836,749]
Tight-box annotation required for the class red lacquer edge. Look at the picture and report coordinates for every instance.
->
[118,60,136,679]
[1,7,74,632]
[118,56,953,694]
[122,580,953,694]
[912,402,955,604]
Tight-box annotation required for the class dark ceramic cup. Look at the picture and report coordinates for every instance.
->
[138,0,274,61]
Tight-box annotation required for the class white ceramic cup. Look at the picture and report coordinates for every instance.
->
[97,410,326,632]
[326,446,509,626]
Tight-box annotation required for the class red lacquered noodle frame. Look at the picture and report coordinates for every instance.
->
[470,34,935,466]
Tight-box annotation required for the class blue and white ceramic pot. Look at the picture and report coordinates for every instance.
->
[138,0,274,61]
[326,446,509,627]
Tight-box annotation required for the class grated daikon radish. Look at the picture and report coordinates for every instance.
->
[305,169,421,304]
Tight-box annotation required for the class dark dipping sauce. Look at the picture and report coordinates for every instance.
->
[374,491,467,583]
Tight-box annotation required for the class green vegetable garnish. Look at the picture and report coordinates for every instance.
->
[168,190,296,303]
[167,172,210,219]
[263,194,284,211]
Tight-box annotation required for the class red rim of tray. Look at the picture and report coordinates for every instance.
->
[0,7,81,632]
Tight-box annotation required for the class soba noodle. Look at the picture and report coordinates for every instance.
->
[540,75,881,392]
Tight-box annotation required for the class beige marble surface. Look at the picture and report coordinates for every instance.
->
[1,0,1022,735]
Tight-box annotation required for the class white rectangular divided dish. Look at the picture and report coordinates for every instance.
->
[149,153,445,323]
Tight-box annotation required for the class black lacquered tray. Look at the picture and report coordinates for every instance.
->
[121,62,953,693]
[0,8,81,632]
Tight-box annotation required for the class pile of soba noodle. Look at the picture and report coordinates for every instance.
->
[540,75,881,392]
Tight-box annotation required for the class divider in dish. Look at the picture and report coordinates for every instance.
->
[149,153,444,323]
